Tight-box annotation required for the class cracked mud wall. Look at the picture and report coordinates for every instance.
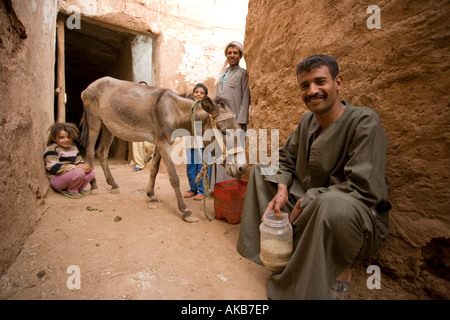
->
[0,0,56,272]
[244,0,450,298]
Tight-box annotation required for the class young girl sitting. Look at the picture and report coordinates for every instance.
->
[44,122,95,199]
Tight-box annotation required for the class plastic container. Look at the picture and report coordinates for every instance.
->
[214,179,248,224]
[259,211,293,272]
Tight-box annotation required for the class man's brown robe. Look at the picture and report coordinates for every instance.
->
[237,102,391,299]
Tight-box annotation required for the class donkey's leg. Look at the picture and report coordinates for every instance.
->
[159,144,197,223]
[96,125,120,193]
[85,118,102,195]
[147,147,161,207]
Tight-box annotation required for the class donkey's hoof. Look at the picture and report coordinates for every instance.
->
[183,210,197,223]
[183,215,198,223]
[148,196,158,209]
[111,188,120,194]
[90,189,99,195]
[148,202,158,209]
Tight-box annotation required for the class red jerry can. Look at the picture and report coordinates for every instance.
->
[213,179,248,224]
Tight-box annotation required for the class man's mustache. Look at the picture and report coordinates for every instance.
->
[305,93,327,102]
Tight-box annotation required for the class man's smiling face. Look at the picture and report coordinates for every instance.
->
[226,46,241,67]
[297,65,343,115]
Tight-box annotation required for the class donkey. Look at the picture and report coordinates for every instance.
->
[79,76,247,223]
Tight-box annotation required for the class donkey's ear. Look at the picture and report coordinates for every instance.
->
[200,96,219,117]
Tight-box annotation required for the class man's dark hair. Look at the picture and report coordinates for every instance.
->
[296,54,340,79]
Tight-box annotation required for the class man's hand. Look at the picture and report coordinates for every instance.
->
[289,197,304,224]
[264,184,289,217]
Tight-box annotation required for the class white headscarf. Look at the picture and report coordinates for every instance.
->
[215,41,244,86]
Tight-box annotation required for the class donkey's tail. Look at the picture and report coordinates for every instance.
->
[78,108,89,148]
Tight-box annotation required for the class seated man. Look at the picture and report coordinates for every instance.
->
[237,54,391,300]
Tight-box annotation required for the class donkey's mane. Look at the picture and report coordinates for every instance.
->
[178,92,194,100]
[175,93,231,110]
[214,96,231,109]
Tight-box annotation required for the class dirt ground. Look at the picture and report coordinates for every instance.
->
[0,158,418,300]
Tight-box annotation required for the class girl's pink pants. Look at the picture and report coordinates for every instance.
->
[50,168,95,194]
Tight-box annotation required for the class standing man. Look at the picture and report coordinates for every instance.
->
[210,41,250,190]
[237,54,391,300]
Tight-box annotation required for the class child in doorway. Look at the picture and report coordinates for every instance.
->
[44,122,95,199]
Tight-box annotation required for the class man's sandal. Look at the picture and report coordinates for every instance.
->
[60,191,82,199]
[329,280,351,300]
[79,190,89,196]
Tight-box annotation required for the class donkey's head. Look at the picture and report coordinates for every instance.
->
[200,96,248,177]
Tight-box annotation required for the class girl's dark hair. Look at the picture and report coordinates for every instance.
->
[46,122,80,146]
[296,54,340,80]
[193,83,208,96]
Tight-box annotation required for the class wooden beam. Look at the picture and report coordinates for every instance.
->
[56,16,66,123]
